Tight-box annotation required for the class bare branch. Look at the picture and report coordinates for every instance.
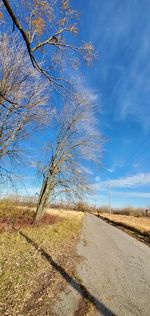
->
[31,28,70,52]
[2,0,95,91]
[0,33,51,163]
[2,0,35,67]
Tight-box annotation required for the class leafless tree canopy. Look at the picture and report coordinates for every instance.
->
[1,0,95,93]
[34,91,103,221]
[0,34,50,164]
[0,1,103,217]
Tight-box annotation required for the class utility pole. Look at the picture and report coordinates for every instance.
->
[109,184,111,214]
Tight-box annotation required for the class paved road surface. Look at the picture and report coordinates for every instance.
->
[54,214,150,316]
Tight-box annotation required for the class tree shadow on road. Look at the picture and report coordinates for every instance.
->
[20,231,117,316]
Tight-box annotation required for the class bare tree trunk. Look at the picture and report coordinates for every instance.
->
[34,177,51,222]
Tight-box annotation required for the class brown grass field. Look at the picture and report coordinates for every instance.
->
[99,213,150,235]
[0,199,84,315]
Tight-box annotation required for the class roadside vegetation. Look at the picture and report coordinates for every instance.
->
[95,206,147,217]
[99,213,150,236]
[50,202,148,218]
[0,199,83,315]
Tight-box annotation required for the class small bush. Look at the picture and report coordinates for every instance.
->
[112,206,145,217]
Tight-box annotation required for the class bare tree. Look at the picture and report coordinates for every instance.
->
[34,90,103,222]
[1,0,94,92]
[0,1,99,213]
[0,33,51,175]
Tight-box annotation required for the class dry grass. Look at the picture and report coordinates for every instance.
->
[46,207,84,218]
[100,213,150,235]
[0,202,84,315]
[49,201,102,214]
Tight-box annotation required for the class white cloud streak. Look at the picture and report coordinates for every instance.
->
[92,172,150,190]
[113,191,150,199]
[80,165,94,175]
[87,0,150,129]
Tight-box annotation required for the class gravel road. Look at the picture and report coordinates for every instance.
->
[54,214,150,316]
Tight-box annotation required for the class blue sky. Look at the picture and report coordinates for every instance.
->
[79,0,150,207]
[1,0,150,208]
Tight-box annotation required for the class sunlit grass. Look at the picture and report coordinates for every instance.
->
[100,213,150,234]
[0,204,83,315]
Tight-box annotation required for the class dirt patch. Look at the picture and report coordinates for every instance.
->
[74,298,91,316]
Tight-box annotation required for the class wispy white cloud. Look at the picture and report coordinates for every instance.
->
[92,172,150,190]
[87,0,150,129]
[68,69,99,103]
[80,165,93,175]
[107,167,114,173]
[106,160,124,174]
[113,191,150,199]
